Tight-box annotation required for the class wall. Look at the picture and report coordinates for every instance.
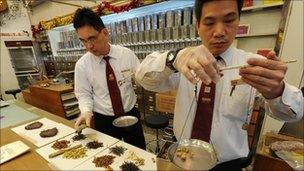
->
[261,0,304,136]
[0,1,32,100]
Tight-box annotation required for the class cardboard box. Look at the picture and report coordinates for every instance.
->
[155,91,176,114]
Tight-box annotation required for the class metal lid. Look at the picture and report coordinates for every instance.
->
[112,115,138,128]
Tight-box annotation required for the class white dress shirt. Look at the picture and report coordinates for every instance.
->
[75,44,139,116]
[135,46,303,163]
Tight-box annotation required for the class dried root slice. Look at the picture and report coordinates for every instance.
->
[40,127,58,137]
[25,121,43,130]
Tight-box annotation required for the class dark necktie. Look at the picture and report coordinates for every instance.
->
[104,56,124,116]
[191,56,225,142]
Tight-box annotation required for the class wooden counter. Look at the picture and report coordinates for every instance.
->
[0,101,180,170]
[0,101,73,170]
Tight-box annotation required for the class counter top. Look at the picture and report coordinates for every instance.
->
[0,101,180,170]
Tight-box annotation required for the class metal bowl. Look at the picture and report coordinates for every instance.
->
[168,139,218,170]
[112,115,138,130]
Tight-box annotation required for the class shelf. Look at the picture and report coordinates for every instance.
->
[242,2,284,12]
[120,37,201,47]
[57,48,85,52]
[236,32,277,38]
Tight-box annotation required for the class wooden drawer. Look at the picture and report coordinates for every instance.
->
[133,85,143,94]
[46,69,56,76]
[145,104,156,115]
[145,95,155,104]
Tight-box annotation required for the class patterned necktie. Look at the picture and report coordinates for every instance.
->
[104,56,124,116]
[191,56,225,142]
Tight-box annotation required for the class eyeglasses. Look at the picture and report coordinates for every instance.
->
[79,31,101,46]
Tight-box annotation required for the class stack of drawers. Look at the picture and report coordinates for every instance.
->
[143,90,156,117]
[132,81,157,120]
[60,92,80,119]
[44,60,56,77]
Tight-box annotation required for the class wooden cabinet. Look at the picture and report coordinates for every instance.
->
[22,84,79,119]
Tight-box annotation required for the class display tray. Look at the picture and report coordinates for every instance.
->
[72,140,157,170]
[36,128,120,170]
[11,117,74,147]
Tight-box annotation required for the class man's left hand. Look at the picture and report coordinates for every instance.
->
[239,51,287,99]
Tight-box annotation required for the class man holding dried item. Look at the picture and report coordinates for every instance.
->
[136,0,303,170]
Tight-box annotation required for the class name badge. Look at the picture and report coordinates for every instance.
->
[121,68,132,78]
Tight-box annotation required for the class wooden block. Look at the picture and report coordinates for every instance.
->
[247,124,256,136]
[248,136,253,148]
[250,111,259,124]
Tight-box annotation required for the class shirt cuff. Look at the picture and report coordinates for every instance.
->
[79,106,93,115]
[265,82,300,118]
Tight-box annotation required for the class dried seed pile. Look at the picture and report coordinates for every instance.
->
[109,145,127,156]
[63,147,87,159]
[93,155,115,168]
[120,161,141,171]
[86,141,103,149]
[72,134,86,141]
[126,151,145,166]
[51,140,70,150]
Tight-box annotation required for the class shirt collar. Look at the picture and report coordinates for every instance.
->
[218,45,234,66]
[91,44,119,64]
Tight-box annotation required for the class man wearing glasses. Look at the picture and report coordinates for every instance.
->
[73,8,146,149]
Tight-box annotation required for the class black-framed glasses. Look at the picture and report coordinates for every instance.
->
[79,30,101,45]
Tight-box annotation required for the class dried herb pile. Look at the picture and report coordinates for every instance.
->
[120,161,141,171]
[93,155,115,168]
[72,134,86,141]
[109,145,127,156]
[51,140,70,150]
[86,141,103,149]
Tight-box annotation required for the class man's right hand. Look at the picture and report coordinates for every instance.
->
[173,45,220,85]
[74,112,93,128]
